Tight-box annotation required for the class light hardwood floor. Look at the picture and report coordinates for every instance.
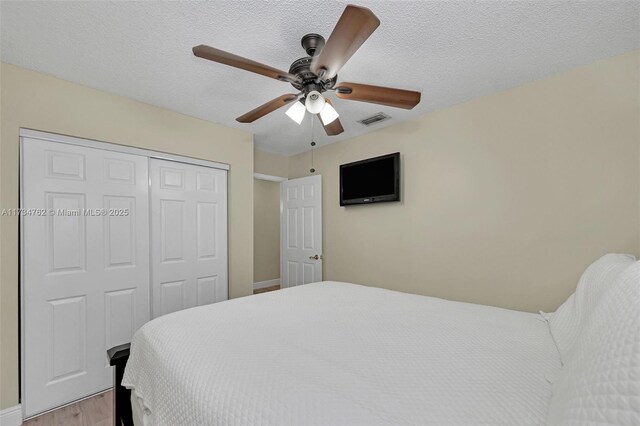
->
[254,284,280,294]
[23,285,280,425]
[23,390,113,426]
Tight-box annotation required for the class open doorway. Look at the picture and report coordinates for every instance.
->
[253,173,323,294]
[253,174,286,294]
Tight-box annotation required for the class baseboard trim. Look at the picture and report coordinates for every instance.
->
[0,405,22,426]
[253,278,280,290]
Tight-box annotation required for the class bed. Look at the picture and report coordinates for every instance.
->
[120,254,640,425]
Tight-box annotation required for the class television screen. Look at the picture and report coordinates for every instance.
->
[340,153,400,206]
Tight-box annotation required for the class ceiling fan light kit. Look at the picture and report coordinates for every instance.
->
[319,101,339,125]
[305,90,326,114]
[193,4,421,140]
[285,101,306,125]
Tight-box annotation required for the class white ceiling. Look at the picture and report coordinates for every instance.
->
[1,1,638,155]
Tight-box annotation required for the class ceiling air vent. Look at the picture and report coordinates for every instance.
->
[357,112,391,126]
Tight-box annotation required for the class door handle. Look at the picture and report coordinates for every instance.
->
[309,254,323,260]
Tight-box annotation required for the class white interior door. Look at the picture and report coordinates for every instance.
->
[280,175,322,287]
[150,158,228,318]
[22,138,150,417]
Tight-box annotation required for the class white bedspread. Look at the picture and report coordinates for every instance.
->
[122,282,561,425]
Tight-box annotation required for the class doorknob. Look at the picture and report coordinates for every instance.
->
[309,254,323,260]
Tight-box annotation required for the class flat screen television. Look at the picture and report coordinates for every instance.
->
[340,152,400,206]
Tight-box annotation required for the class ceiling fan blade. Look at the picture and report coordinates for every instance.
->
[318,100,344,136]
[311,5,380,79]
[320,116,344,136]
[335,82,421,109]
[236,94,298,123]
[193,45,298,83]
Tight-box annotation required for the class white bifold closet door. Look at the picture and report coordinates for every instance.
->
[22,138,150,417]
[150,158,228,318]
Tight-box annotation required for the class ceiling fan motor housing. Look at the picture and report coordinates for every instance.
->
[289,34,337,92]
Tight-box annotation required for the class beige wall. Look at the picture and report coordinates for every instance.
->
[254,179,281,283]
[0,63,254,409]
[254,149,288,177]
[289,51,640,313]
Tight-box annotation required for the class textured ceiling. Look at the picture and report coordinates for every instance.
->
[1,1,639,155]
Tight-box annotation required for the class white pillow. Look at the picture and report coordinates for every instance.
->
[548,253,636,364]
[546,260,640,425]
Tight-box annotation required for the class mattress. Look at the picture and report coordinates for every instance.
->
[122,282,561,425]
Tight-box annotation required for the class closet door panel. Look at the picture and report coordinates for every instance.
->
[150,158,228,318]
[98,151,150,354]
[22,138,149,417]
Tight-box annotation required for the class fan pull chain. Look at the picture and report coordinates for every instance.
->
[310,117,316,173]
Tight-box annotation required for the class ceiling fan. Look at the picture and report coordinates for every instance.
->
[192,4,421,136]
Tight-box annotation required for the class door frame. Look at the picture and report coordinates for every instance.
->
[253,173,287,183]
[19,128,229,419]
